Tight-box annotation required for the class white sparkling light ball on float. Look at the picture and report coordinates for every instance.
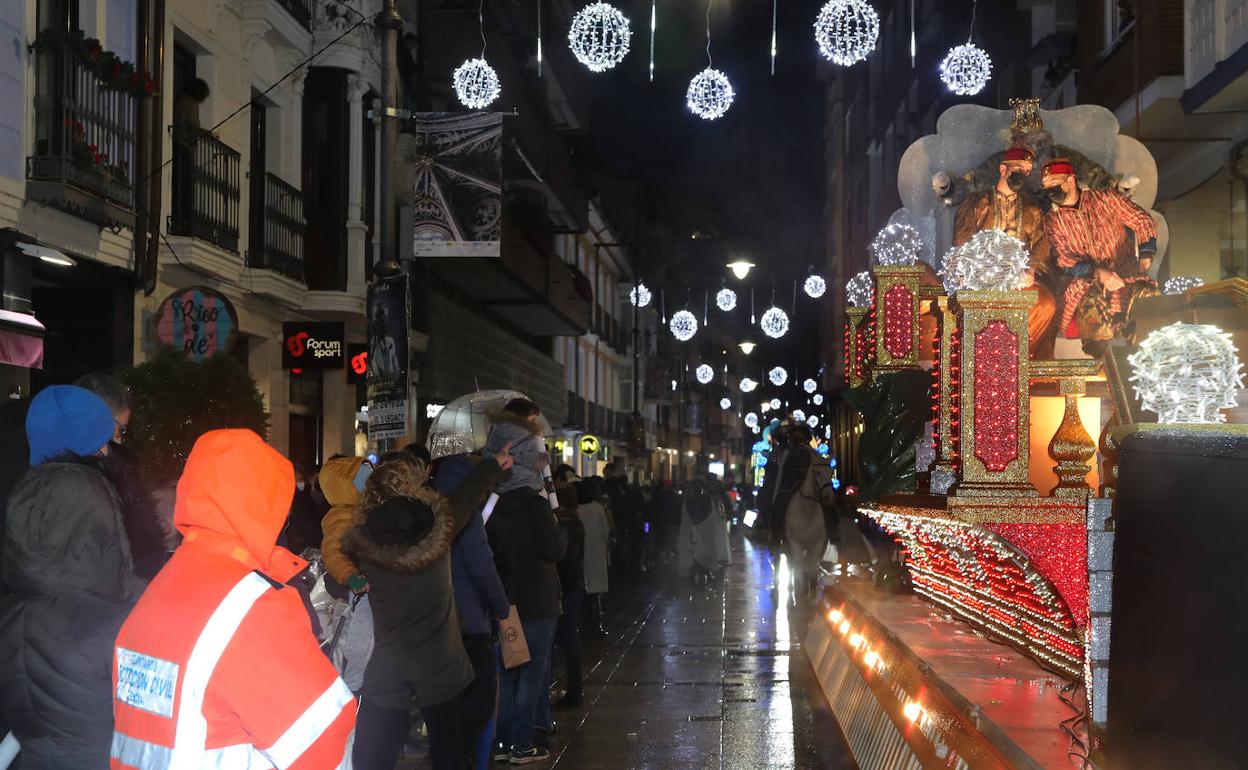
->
[807,415,819,428]
[941,229,1030,293]
[569,2,632,72]
[793,409,806,422]
[803,378,818,394]
[453,58,501,109]
[760,306,790,338]
[869,223,923,266]
[1164,276,1205,295]
[813,393,825,406]
[846,270,874,308]
[940,43,992,96]
[686,67,735,120]
[804,275,827,299]
[719,397,732,410]
[739,377,758,393]
[629,282,652,308]
[744,412,759,428]
[768,366,788,386]
[1128,322,1245,424]
[695,363,715,384]
[716,287,738,312]
[814,0,879,66]
[669,309,699,341]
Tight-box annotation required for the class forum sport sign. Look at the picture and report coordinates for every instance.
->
[282,322,345,370]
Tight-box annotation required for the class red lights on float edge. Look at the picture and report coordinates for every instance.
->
[883,284,915,359]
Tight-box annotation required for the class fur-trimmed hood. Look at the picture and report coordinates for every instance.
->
[342,486,456,572]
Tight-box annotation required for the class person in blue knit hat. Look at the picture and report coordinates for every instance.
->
[26,385,115,465]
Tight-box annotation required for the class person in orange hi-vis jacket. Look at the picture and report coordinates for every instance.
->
[111,429,356,769]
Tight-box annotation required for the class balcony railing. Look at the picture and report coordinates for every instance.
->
[27,43,137,228]
[249,172,306,281]
[168,126,240,253]
[275,0,313,29]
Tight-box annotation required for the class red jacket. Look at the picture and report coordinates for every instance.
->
[111,429,356,769]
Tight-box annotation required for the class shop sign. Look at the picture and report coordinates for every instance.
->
[579,434,600,457]
[282,322,345,370]
[153,287,238,362]
[347,343,369,384]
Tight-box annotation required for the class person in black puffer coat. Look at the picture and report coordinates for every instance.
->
[0,385,143,768]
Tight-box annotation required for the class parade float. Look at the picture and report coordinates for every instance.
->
[805,100,1248,769]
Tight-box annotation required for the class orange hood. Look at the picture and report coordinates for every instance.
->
[174,429,303,581]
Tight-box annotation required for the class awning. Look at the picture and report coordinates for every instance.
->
[0,310,45,369]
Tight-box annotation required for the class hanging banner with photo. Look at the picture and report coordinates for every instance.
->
[408,112,503,258]
[367,273,410,441]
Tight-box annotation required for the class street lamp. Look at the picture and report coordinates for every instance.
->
[738,341,756,355]
[727,260,754,280]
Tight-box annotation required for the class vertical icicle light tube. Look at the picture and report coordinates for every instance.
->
[751,287,756,324]
[537,0,543,76]
[770,0,778,75]
[649,0,656,82]
[909,0,916,67]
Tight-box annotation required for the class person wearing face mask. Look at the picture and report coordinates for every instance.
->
[1041,157,1159,357]
[952,145,1057,357]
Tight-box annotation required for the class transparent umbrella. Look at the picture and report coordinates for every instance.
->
[426,389,553,459]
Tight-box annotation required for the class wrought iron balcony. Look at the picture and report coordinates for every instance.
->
[248,172,306,282]
[168,126,240,253]
[27,42,137,230]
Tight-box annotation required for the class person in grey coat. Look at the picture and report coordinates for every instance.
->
[482,399,549,495]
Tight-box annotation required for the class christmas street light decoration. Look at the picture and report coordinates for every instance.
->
[1128,322,1245,424]
[738,341,757,355]
[870,222,923,266]
[1163,276,1205,295]
[793,409,806,422]
[940,0,990,96]
[803,378,817,394]
[719,397,732,409]
[687,0,734,120]
[846,270,873,307]
[941,229,1030,293]
[768,366,788,386]
[695,363,715,384]
[745,412,759,428]
[760,306,790,339]
[770,398,781,410]
[813,393,825,405]
[669,309,699,341]
[727,260,755,280]
[569,2,632,72]
[804,274,827,299]
[807,415,819,428]
[739,377,758,392]
[814,0,879,66]
[716,287,737,311]
[454,0,501,109]
[629,282,652,307]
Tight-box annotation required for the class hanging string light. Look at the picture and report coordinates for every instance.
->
[687,0,734,120]
[909,0,915,67]
[770,398,781,410]
[769,366,788,386]
[770,0,778,75]
[669,309,699,341]
[537,0,543,76]
[793,409,806,422]
[807,415,819,428]
[814,0,879,66]
[569,2,632,72]
[813,393,825,405]
[804,274,827,299]
[454,0,501,109]
[940,0,991,96]
[744,412,759,428]
[803,378,817,394]
[630,282,652,307]
[716,287,737,311]
[760,306,789,338]
[649,0,657,81]
[695,363,715,384]
[739,377,758,393]
[719,397,732,410]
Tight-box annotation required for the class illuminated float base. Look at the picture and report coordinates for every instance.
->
[806,582,1076,770]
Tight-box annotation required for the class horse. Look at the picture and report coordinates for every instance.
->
[779,450,838,605]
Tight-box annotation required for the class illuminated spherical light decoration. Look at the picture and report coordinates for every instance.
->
[752,425,761,434]
[760,306,790,338]
[694,363,715,384]
[804,275,827,299]
[793,409,806,422]
[1128,322,1245,424]
[1163,275,1205,295]
[716,287,738,311]
[807,415,819,428]
[629,282,652,307]
[824,425,832,439]
[669,309,699,341]
[719,397,732,410]
[452,58,501,109]
[869,223,922,266]
[569,2,632,73]
[744,412,759,428]
[739,377,758,393]
[686,67,734,120]
[768,366,788,386]
[770,398,781,410]
[940,43,992,97]
[813,393,824,406]
[803,378,818,394]
[814,0,879,66]
[941,229,1030,294]
[846,270,874,308]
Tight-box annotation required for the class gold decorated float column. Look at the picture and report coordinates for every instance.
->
[871,265,926,377]
[930,295,959,494]
[951,290,1036,498]
[845,305,868,387]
